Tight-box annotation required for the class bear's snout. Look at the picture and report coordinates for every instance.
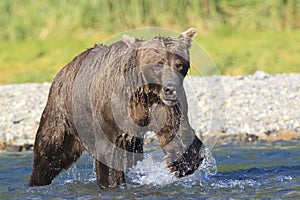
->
[164,84,177,99]
[162,83,178,106]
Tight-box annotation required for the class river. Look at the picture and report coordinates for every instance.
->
[1,140,299,199]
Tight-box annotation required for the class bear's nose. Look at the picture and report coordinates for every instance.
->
[163,84,177,100]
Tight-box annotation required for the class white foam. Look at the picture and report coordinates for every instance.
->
[126,154,176,186]
[210,179,260,189]
[126,146,217,187]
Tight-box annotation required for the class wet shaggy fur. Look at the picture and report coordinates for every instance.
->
[29,28,204,189]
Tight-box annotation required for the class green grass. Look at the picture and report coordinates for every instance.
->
[0,37,96,83]
[199,27,300,75]
[0,0,300,83]
[1,0,299,41]
[1,28,299,84]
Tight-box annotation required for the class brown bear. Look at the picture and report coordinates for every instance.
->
[29,28,204,189]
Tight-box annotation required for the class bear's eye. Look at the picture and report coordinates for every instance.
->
[175,63,183,71]
[158,61,164,66]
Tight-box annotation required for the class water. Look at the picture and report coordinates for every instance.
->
[1,140,299,199]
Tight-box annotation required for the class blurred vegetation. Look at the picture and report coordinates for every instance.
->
[0,0,300,83]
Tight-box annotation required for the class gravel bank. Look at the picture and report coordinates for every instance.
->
[1,71,300,151]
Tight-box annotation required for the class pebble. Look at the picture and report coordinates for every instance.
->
[190,72,300,144]
[0,83,50,151]
[0,71,300,151]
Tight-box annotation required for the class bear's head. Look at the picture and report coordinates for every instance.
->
[123,28,196,107]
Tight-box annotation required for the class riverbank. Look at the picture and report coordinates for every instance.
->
[0,72,300,151]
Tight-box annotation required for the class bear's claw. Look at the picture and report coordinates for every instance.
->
[165,136,204,178]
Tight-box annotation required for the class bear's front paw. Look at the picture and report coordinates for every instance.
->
[165,136,204,177]
[166,152,203,177]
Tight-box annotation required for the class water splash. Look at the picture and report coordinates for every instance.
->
[60,154,96,185]
[65,163,80,182]
[126,145,217,187]
[199,145,217,178]
[126,154,175,186]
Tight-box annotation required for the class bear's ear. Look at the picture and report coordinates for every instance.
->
[123,34,137,47]
[179,28,197,48]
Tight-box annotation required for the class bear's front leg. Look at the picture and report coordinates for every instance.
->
[95,160,125,189]
[94,134,144,188]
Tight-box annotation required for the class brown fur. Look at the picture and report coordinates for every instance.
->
[29,28,204,188]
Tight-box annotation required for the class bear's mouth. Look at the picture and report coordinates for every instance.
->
[162,98,178,106]
[165,136,204,177]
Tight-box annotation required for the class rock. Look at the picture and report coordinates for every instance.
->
[253,70,270,80]
[1,73,300,151]
[0,83,50,151]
